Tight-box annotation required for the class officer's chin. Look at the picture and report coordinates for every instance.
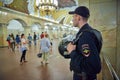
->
[73,24,78,27]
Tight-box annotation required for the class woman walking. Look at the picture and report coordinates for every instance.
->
[20,34,28,65]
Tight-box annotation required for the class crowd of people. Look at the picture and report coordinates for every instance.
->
[6,31,52,65]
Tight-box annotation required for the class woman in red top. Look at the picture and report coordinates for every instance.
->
[40,32,44,39]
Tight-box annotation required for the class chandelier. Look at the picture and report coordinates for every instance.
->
[36,0,58,15]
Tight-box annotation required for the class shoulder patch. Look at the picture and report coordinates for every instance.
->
[82,44,90,57]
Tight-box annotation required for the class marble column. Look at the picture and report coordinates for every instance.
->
[0,23,8,47]
[116,0,120,78]
[24,26,31,36]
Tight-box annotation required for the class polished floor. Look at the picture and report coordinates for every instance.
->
[0,39,102,80]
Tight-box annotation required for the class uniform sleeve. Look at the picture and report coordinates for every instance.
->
[79,31,98,57]
[70,31,98,58]
[69,31,101,74]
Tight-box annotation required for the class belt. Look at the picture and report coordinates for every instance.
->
[75,72,87,80]
[75,72,97,80]
[75,72,86,76]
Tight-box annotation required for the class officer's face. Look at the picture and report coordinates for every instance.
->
[72,14,80,27]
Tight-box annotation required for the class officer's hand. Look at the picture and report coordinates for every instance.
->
[67,43,76,54]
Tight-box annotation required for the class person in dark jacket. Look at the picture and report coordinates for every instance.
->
[28,33,32,47]
[10,33,15,52]
[33,32,37,46]
[15,34,21,48]
[67,6,102,80]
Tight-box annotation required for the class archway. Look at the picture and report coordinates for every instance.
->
[7,19,27,36]
[31,22,41,39]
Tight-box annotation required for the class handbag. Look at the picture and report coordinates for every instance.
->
[37,49,42,58]
[37,53,42,58]
[25,46,29,51]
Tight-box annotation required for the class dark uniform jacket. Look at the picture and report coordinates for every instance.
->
[70,23,101,75]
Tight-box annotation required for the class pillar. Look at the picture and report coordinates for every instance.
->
[116,0,120,78]
[0,23,8,47]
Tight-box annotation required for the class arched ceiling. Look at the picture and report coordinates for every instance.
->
[1,0,28,13]
[0,0,82,25]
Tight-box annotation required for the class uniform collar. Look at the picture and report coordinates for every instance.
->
[79,23,91,32]
[76,23,91,36]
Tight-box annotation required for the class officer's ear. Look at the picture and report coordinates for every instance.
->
[78,18,81,22]
[78,16,81,21]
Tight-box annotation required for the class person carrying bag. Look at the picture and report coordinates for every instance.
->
[39,34,51,64]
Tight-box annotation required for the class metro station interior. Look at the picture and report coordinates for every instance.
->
[0,0,120,80]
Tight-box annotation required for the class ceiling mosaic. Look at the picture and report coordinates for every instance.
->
[58,0,77,8]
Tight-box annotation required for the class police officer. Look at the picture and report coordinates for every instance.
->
[67,6,102,80]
